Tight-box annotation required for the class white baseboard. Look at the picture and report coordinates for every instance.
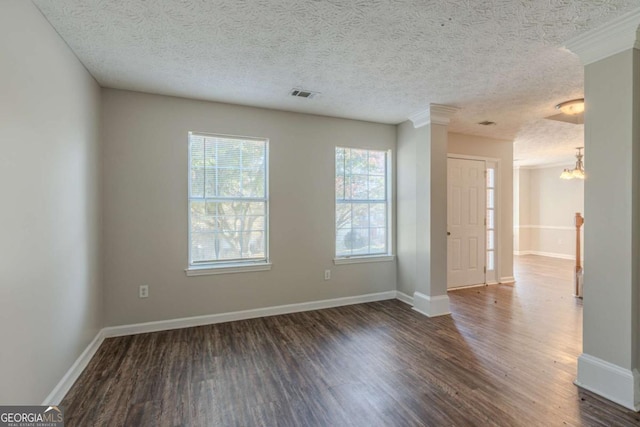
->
[412,292,451,317]
[395,291,414,305]
[514,250,578,261]
[576,353,640,411]
[42,330,105,405]
[103,290,397,338]
[44,290,398,404]
[499,276,516,284]
[448,283,487,291]
[513,250,532,256]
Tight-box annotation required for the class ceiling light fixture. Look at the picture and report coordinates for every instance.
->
[560,147,585,180]
[556,98,585,115]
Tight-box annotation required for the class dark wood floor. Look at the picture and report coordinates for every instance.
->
[62,255,640,426]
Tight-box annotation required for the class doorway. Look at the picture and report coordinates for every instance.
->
[447,157,487,289]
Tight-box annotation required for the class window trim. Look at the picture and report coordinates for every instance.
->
[485,160,498,284]
[334,147,394,261]
[186,131,270,275]
[333,255,395,265]
[185,262,272,276]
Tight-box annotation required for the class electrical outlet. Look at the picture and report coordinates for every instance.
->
[324,270,331,281]
[139,285,149,298]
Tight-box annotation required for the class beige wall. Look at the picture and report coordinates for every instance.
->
[515,165,584,258]
[514,168,531,253]
[448,132,514,281]
[0,1,102,404]
[101,89,397,326]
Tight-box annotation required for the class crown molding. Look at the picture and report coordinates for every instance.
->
[408,104,460,128]
[408,109,431,128]
[564,8,640,65]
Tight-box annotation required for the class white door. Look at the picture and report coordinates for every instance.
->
[447,158,486,288]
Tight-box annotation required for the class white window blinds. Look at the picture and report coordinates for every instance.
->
[188,133,268,266]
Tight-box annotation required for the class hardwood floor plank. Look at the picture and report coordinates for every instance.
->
[60,256,640,426]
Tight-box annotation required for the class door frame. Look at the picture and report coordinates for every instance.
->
[447,153,501,285]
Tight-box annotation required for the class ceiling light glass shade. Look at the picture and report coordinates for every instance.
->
[572,169,585,179]
[556,98,585,115]
[559,147,585,180]
[560,169,573,179]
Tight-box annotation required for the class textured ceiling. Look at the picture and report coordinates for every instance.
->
[514,119,584,167]
[33,0,640,165]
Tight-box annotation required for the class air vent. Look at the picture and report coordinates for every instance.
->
[290,88,319,99]
[478,120,496,126]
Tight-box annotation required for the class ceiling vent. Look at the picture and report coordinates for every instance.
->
[478,120,496,126]
[290,88,319,99]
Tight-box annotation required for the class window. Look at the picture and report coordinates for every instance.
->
[486,164,496,281]
[335,147,391,260]
[187,132,269,273]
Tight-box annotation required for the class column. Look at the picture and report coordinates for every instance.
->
[565,9,640,411]
[400,104,458,317]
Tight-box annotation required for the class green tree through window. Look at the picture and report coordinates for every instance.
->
[335,147,389,257]
[189,133,268,265]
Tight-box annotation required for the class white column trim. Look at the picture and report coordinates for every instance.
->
[412,292,451,317]
[408,104,460,128]
[564,8,640,65]
[395,291,414,305]
[576,353,640,411]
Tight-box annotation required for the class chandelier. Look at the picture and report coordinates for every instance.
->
[560,147,585,180]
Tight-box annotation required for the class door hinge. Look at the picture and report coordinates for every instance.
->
[484,266,486,273]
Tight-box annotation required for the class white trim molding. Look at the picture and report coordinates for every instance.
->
[42,331,105,405]
[576,353,640,411]
[448,283,488,291]
[513,250,530,256]
[395,291,414,305]
[564,8,640,65]
[102,291,397,338]
[514,250,575,260]
[333,255,395,265]
[499,276,516,284]
[409,104,460,128]
[515,225,575,231]
[448,153,500,162]
[412,292,451,317]
[185,262,272,276]
[408,109,431,128]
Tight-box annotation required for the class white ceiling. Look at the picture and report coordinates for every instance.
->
[33,0,640,166]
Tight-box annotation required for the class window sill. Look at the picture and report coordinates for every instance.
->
[185,262,272,276]
[333,255,395,265]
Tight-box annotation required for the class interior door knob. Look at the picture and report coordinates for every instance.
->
[447,231,451,236]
